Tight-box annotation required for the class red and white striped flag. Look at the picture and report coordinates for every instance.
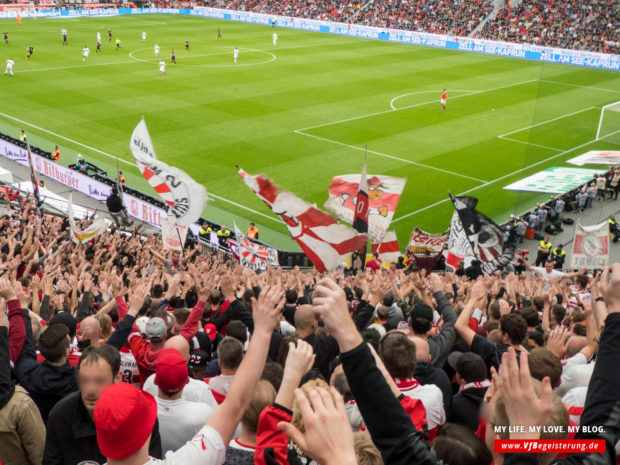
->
[372,231,401,263]
[238,167,367,273]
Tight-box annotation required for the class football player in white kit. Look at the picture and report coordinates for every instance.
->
[82,45,90,62]
[96,31,101,42]
[154,43,160,59]
[233,47,239,64]
[142,31,147,42]
[159,58,166,75]
[4,58,14,76]
[272,32,278,46]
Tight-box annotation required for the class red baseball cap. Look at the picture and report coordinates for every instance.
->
[155,348,189,393]
[94,383,157,460]
[203,323,217,341]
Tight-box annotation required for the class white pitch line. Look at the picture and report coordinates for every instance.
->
[392,133,614,223]
[497,136,564,152]
[294,129,488,183]
[389,89,474,111]
[18,60,141,73]
[539,79,620,95]
[0,110,281,224]
[295,79,539,132]
[497,107,597,138]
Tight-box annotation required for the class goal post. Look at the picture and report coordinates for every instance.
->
[596,101,620,142]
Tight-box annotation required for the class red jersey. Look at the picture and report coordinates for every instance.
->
[441,90,447,100]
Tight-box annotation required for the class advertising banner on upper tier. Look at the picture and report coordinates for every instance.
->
[567,151,620,166]
[504,167,601,194]
[0,137,166,228]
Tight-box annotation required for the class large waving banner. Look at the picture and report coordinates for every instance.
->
[238,167,367,273]
[68,195,108,244]
[447,196,515,274]
[324,173,406,242]
[408,227,448,256]
[130,119,208,226]
[570,220,609,270]
[234,222,279,270]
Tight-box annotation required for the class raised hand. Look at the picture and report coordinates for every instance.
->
[545,325,570,358]
[312,278,360,351]
[251,286,284,333]
[282,340,316,383]
[0,278,16,301]
[277,387,357,465]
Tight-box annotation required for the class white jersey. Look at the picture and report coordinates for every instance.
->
[142,32,147,40]
[156,397,214,454]
[83,47,89,57]
[273,32,278,44]
[136,425,226,465]
[154,45,160,55]
[61,29,67,36]
[159,60,166,72]
[119,348,141,387]
[5,59,14,69]
[97,31,101,41]
[396,378,445,430]
[233,49,239,58]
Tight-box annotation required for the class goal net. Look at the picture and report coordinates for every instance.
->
[596,101,620,145]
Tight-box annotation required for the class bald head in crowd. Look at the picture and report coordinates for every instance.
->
[295,305,317,336]
[79,316,102,347]
[566,336,587,358]
[412,336,431,363]
[164,335,190,361]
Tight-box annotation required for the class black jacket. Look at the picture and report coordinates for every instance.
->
[14,311,78,423]
[450,386,487,431]
[304,333,339,381]
[44,390,163,465]
[414,362,452,417]
[0,326,14,409]
[341,343,444,465]
[106,193,123,213]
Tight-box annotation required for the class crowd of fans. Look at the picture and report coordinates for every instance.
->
[355,0,492,38]
[202,0,618,53]
[0,188,619,465]
[203,0,361,23]
[476,0,619,54]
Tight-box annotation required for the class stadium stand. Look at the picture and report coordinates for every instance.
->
[203,0,618,53]
[476,0,619,54]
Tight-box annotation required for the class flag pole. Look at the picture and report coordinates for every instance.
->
[352,146,369,271]
[25,137,42,217]
[448,192,479,260]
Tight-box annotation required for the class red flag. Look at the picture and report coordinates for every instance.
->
[238,167,367,273]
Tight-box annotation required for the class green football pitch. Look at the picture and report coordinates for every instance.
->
[0,14,619,250]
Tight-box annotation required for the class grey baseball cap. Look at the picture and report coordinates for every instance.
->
[145,317,167,342]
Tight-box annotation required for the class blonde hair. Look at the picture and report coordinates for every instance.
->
[292,379,331,436]
[353,432,384,465]
[96,314,113,340]
[95,313,112,341]
[241,379,276,433]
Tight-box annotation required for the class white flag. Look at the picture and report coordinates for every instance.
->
[233,222,279,271]
[161,217,188,251]
[68,195,107,244]
[130,118,208,226]
[570,220,609,270]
